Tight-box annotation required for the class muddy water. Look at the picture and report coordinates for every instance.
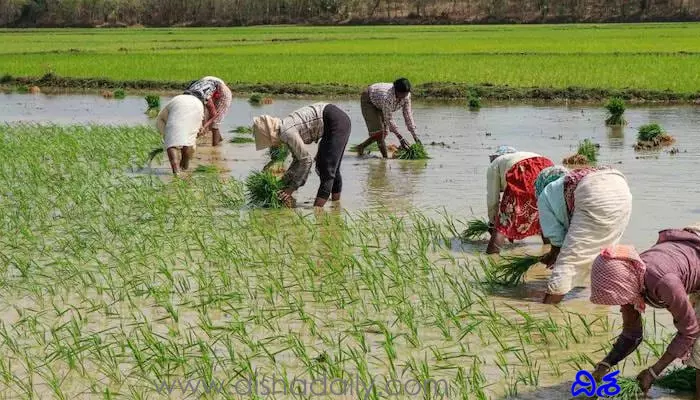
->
[2,93,699,399]
[3,92,698,250]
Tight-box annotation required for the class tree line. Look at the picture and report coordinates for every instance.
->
[1,0,698,27]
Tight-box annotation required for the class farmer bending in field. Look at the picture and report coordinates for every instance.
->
[485,146,556,254]
[156,94,204,175]
[184,76,232,147]
[354,78,421,158]
[589,224,700,398]
[535,166,633,304]
[253,103,351,208]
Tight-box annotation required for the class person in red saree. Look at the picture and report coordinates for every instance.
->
[485,145,557,254]
[589,224,700,397]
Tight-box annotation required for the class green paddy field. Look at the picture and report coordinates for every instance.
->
[1,23,700,99]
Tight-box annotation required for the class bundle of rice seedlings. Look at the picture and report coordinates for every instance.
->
[395,143,430,160]
[483,254,541,287]
[577,138,598,162]
[609,377,643,400]
[635,123,675,150]
[113,89,126,99]
[245,170,284,208]
[145,94,160,110]
[268,144,290,163]
[605,97,627,126]
[460,218,490,241]
[16,85,29,93]
[656,367,695,392]
[194,164,219,174]
[231,126,253,134]
[468,96,482,110]
[230,137,255,144]
[350,142,379,154]
[249,93,263,105]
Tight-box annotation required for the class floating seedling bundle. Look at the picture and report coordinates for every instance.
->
[564,139,598,165]
[605,97,627,126]
[460,218,490,241]
[483,254,541,286]
[634,123,675,150]
[395,143,430,160]
[245,170,285,208]
[230,137,255,144]
[145,94,160,110]
[231,126,253,134]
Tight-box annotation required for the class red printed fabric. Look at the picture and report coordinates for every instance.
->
[563,166,612,217]
[496,156,554,240]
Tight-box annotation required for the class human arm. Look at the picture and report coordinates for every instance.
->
[280,129,313,197]
[402,95,420,144]
[592,304,644,380]
[156,106,169,136]
[486,160,502,224]
[381,104,410,149]
[200,98,218,134]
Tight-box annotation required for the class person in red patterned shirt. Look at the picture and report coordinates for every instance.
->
[355,78,421,158]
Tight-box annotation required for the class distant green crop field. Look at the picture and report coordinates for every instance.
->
[1,23,699,93]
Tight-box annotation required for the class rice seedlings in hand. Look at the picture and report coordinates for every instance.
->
[193,164,219,173]
[350,142,379,154]
[460,218,490,241]
[635,123,675,150]
[609,376,643,399]
[245,170,284,208]
[656,367,695,392]
[229,136,255,144]
[483,254,541,286]
[145,94,160,110]
[394,143,429,160]
[268,144,290,163]
[113,89,126,99]
[16,85,29,93]
[605,97,627,126]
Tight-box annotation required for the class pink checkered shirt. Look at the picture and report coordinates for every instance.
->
[367,83,417,137]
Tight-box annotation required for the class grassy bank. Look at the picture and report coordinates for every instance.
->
[1,24,700,101]
[0,124,675,397]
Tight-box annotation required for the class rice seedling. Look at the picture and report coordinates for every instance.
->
[245,170,284,208]
[468,96,482,110]
[577,138,598,162]
[656,367,696,392]
[193,164,219,173]
[231,125,253,134]
[482,254,541,286]
[394,143,430,160]
[145,94,160,109]
[635,123,675,150]
[16,84,29,93]
[229,136,255,144]
[605,97,627,126]
[610,376,644,400]
[248,93,263,105]
[268,144,290,163]
[350,142,379,154]
[113,88,126,99]
[460,218,490,241]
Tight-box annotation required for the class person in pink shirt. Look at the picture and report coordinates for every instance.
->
[589,224,700,397]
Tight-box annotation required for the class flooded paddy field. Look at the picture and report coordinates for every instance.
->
[0,92,698,399]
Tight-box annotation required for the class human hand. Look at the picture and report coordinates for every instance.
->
[592,363,610,382]
[636,368,656,395]
[277,189,295,208]
[412,134,422,145]
[399,137,410,150]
